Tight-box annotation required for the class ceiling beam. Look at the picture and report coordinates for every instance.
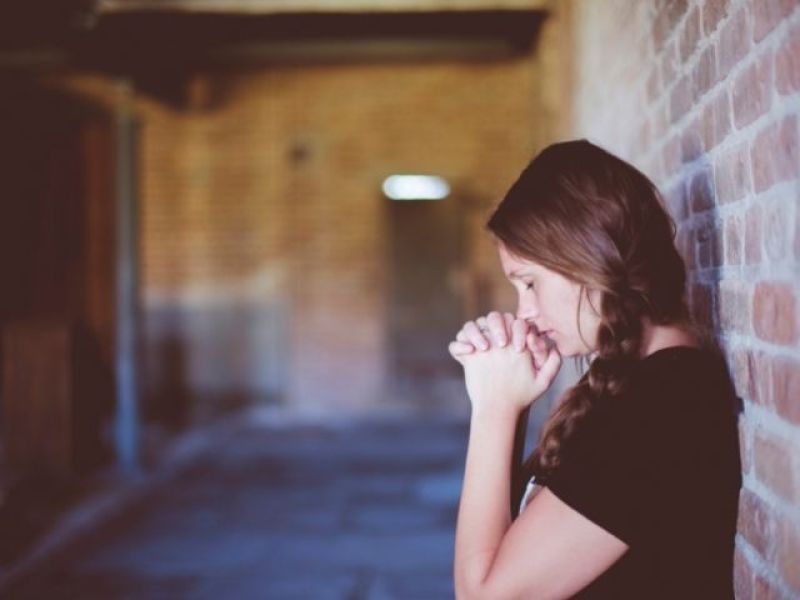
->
[97,0,551,15]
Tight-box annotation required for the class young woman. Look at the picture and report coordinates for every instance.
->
[448,140,742,599]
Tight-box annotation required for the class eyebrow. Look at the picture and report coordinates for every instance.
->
[508,269,536,279]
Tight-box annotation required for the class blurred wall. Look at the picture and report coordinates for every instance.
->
[135,56,547,418]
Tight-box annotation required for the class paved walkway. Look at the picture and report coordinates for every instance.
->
[5,410,469,599]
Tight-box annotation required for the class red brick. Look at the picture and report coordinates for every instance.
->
[777,517,800,593]
[751,115,800,193]
[737,488,776,559]
[653,104,669,141]
[661,40,679,84]
[732,349,771,407]
[771,356,800,424]
[665,181,688,222]
[775,22,800,95]
[753,427,798,503]
[663,134,683,176]
[653,9,672,49]
[745,204,763,264]
[752,0,797,42]
[680,6,701,62]
[665,0,689,29]
[637,119,652,155]
[646,67,661,103]
[753,281,798,345]
[690,166,715,213]
[714,140,750,204]
[763,199,792,262]
[731,350,751,401]
[719,9,751,76]
[703,0,730,36]
[694,44,717,100]
[676,226,695,270]
[738,418,752,474]
[733,52,774,129]
[719,279,751,333]
[724,213,743,264]
[734,547,754,599]
[754,576,784,600]
[681,125,703,163]
[712,90,732,146]
[701,102,715,152]
[670,75,693,124]
[690,282,712,327]
[696,218,723,268]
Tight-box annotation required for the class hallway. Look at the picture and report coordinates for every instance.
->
[5,412,467,599]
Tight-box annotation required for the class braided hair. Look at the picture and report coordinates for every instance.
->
[487,140,692,480]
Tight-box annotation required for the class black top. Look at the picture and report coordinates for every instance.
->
[541,346,742,599]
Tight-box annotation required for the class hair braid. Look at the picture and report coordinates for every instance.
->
[525,282,646,479]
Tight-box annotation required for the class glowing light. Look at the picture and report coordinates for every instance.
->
[382,175,450,200]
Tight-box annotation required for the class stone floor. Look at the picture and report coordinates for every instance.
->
[4,410,470,599]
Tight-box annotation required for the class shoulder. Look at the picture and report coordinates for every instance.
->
[627,345,739,415]
[570,346,737,453]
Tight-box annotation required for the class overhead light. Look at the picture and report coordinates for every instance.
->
[382,175,450,201]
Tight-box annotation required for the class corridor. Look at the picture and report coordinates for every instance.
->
[5,412,467,599]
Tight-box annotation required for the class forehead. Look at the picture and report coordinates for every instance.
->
[497,243,542,277]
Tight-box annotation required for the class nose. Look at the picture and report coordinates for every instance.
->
[516,292,540,321]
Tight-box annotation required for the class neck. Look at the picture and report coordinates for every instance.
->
[639,318,698,357]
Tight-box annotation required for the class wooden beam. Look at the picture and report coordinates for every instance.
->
[98,0,551,15]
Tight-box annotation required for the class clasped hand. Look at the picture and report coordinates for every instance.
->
[448,311,561,415]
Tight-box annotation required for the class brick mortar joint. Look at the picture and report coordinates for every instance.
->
[735,533,796,594]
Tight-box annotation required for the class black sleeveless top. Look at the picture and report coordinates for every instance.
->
[537,346,742,599]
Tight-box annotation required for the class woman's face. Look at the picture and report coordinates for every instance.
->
[498,243,602,357]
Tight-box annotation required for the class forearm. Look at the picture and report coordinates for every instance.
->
[454,406,520,598]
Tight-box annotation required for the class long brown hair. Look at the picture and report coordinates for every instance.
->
[488,139,693,481]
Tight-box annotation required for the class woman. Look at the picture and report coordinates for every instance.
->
[448,140,742,599]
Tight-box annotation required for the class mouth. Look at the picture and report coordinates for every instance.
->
[535,328,557,349]
[531,325,555,339]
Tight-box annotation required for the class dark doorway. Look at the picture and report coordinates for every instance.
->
[386,194,466,411]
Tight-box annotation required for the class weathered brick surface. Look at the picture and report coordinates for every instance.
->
[567,0,800,596]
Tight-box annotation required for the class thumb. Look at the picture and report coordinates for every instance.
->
[536,347,562,387]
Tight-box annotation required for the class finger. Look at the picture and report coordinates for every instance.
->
[449,340,475,355]
[456,329,470,343]
[503,312,515,334]
[448,340,475,362]
[486,311,507,347]
[537,346,563,385]
[475,316,494,348]
[464,320,490,351]
[526,332,546,369]
[511,318,528,352]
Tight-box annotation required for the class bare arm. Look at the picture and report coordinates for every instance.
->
[454,409,628,599]
[451,312,628,599]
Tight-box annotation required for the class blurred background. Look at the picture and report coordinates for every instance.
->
[1,0,798,597]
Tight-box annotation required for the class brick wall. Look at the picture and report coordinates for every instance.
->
[136,58,543,416]
[562,0,800,596]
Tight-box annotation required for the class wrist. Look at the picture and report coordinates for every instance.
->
[470,404,522,425]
